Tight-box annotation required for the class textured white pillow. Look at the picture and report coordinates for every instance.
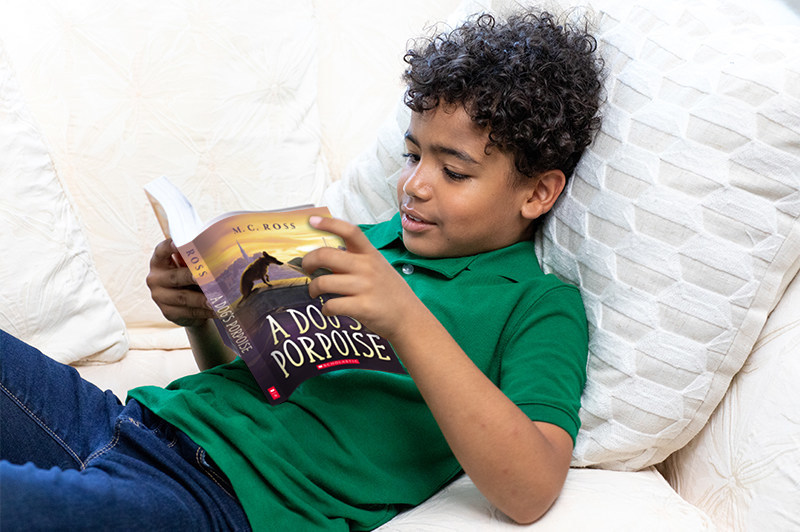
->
[0,40,128,364]
[540,2,800,469]
[0,1,329,328]
[325,0,800,470]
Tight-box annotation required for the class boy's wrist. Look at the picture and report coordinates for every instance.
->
[385,300,449,363]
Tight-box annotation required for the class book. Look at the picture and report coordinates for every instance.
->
[144,176,405,404]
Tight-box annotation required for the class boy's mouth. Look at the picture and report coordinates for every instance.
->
[400,209,434,232]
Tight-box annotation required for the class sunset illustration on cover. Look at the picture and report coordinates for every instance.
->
[189,207,342,287]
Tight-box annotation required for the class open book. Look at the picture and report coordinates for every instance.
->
[144,176,405,404]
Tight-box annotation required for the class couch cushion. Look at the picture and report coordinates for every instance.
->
[0,1,329,328]
[0,39,128,364]
[325,0,800,470]
[376,467,713,530]
[76,344,198,400]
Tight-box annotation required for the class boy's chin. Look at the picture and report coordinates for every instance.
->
[403,231,527,258]
[402,232,446,258]
[402,232,469,258]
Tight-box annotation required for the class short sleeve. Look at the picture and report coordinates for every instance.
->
[498,283,589,444]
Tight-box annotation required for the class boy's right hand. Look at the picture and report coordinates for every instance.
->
[146,238,215,328]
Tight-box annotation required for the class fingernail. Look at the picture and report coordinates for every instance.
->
[309,216,322,226]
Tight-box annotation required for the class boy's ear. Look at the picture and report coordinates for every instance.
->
[520,169,566,220]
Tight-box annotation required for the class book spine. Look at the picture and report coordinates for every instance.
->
[205,287,256,358]
[177,243,255,358]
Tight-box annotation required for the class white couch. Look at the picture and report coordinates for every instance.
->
[2,1,798,530]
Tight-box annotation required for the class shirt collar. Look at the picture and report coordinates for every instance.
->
[361,213,541,281]
[361,212,405,250]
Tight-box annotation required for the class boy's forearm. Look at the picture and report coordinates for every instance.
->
[186,319,237,371]
[388,309,572,524]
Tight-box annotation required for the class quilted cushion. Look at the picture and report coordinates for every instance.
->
[325,0,800,470]
[0,39,128,364]
[544,0,800,469]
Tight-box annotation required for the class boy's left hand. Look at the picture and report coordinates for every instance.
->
[301,216,423,342]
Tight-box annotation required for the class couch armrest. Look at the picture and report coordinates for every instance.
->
[659,270,800,530]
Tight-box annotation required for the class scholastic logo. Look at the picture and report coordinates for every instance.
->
[317,359,361,370]
[268,387,281,400]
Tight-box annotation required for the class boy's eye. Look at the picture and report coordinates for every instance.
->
[444,168,469,181]
[402,153,469,181]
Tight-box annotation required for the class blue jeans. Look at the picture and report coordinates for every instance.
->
[0,330,251,531]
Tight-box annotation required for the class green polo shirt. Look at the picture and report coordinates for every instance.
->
[129,213,588,531]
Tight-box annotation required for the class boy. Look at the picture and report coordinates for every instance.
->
[0,10,602,531]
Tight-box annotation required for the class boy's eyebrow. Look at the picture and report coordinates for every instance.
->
[404,131,479,165]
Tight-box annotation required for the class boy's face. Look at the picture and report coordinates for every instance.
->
[397,105,538,258]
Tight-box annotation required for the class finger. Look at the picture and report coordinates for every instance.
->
[309,216,374,254]
[159,302,216,326]
[317,294,378,323]
[151,238,189,270]
[152,284,210,310]
[307,272,364,299]
[147,262,197,291]
[302,246,356,277]
[317,297,350,318]
[151,238,177,268]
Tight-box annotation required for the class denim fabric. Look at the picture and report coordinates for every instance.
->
[0,330,251,531]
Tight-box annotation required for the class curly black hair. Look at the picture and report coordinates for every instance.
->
[403,10,604,181]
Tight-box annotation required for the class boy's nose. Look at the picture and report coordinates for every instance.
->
[402,166,433,199]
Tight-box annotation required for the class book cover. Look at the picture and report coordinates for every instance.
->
[144,176,405,404]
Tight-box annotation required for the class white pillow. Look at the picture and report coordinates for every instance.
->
[325,0,800,470]
[539,1,800,468]
[0,40,128,364]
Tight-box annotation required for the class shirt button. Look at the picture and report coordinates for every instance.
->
[401,264,414,275]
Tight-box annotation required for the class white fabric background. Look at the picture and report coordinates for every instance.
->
[0,1,330,328]
[1,0,797,528]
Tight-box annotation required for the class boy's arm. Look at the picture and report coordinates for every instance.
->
[185,319,237,370]
[388,310,573,524]
[303,217,572,524]
[147,239,237,370]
